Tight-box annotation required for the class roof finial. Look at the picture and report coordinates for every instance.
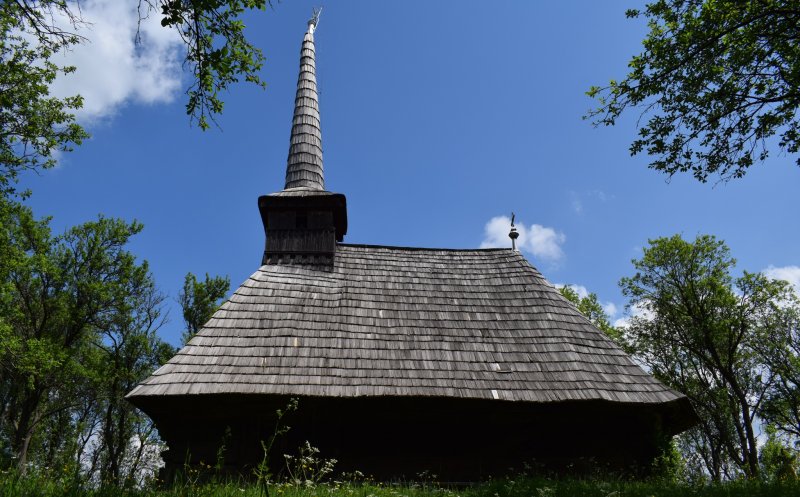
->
[509,212,519,251]
[308,7,322,33]
[308,7,322,29]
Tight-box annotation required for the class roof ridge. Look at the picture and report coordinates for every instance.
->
[338,243,518,253]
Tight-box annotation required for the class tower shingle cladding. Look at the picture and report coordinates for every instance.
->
[285,25,324,190]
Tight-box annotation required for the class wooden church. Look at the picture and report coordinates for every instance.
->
[127,13,696,481]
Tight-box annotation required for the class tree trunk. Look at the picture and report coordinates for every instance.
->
[740,400,760,478]
[102,396,120,484]
[12,391,43,474]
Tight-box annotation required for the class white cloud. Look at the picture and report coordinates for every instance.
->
[613,302,653,329]
[763,265,800,294]
[479,216,513,249]
[48,0,184,121]
[554,283,619,319]
[529,224,566,261]
[554,283,588,299]
[480,215,566,264]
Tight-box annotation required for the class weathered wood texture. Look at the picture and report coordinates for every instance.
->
[139,394,684,482]
[129,244,692,425]
[285,27,324,190]
[257,193,348,265]
[265,229,336,254]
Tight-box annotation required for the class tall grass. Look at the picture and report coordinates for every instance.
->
[1,472,799,497]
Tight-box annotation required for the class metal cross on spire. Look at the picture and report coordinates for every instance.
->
[308,7,322,32]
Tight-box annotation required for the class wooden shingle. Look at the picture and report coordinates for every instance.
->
[128,244,685,406]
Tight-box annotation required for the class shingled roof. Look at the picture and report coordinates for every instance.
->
[127,244,685,406]
[127,15,698,482]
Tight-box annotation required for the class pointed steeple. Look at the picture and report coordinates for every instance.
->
[285,10,324,190]
[258,10,347,266]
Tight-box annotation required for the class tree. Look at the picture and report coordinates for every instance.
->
[11,0,269,130]
[587,1,800,182]
[179,272,230,345]
[760,426,799,481]
[0,6,88,197]
[558,285,622,344]
[0,198,171,476]
[0,0,270,195]
[619,234,798,480]
[156,0,270,130]
[90,275,174,487]
[757,288,800,443]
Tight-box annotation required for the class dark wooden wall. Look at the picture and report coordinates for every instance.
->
[140,394,677,482]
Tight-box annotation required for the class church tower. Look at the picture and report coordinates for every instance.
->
[258,10,347,266]
[128,12,697,482]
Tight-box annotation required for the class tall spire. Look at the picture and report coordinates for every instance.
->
[285,9,324,190]
[258,10,347,266]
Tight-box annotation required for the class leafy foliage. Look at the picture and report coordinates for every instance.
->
[760,427,798,482]
[254,398,298,497]
[179,272,230,345]
[0,0,272,195]
[757,294,800,443]
[558,285,622,344]
[155,0,270,130]
[0,3,88,197]
[619,234,799,480]
[0,198,172,484]
[12,0,270,131]
[587,1,800,182]
[283,441,337,488]
[89,286,174,487]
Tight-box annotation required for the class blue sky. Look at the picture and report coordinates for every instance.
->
[19,1,800,346]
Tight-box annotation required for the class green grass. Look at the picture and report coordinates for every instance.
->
[1,474,799,497]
